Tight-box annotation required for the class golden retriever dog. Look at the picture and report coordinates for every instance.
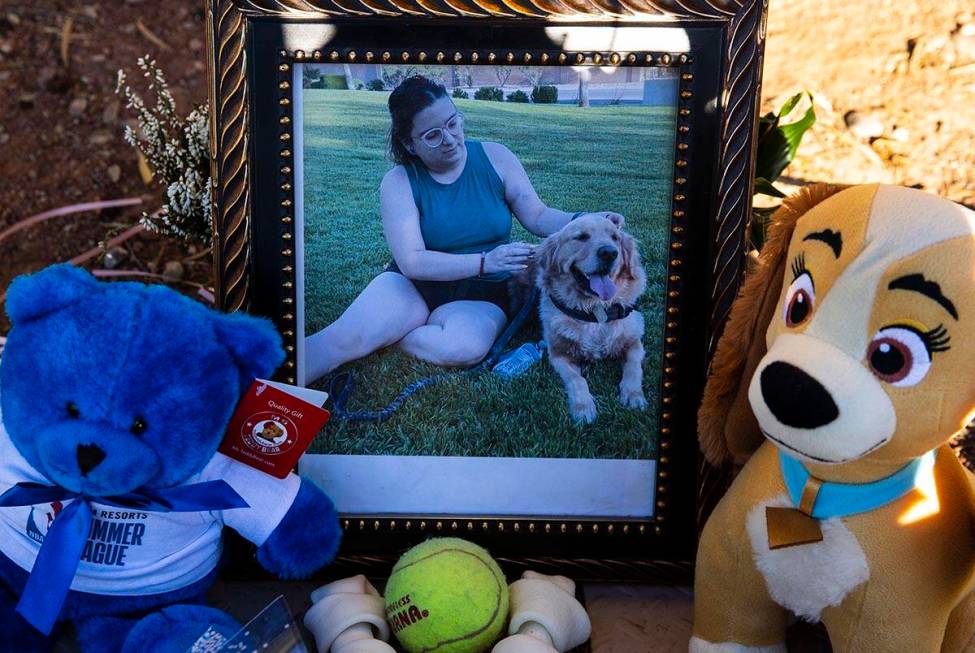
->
[534,214,647,424]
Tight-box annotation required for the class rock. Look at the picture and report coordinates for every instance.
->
[954,22,975,64]
[163,261,185,280]
[102,246,128,269]
[68,97,87,116]
[909,35,956,69]
[6,13,21,26]
[37,67,57,90]
[870,137,908,165]
[844,110,884,140]
[88,131,113,146]
[107,165,121,183]
[17,93,35,109]
[102,100,120,124]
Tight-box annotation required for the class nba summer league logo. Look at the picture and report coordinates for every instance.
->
[27,503,147,566]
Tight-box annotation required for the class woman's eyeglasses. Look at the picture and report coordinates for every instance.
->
[415,112,464,149]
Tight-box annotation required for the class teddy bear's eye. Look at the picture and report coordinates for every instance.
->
[130,417,148,435]
[66,402,80,419]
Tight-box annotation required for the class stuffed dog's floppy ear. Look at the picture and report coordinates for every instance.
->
[698,183,849,465]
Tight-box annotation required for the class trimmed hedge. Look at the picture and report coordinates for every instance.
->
[506,90,530,103]
[531,85,558,104]
[366,79,385,91]
[452,88,470,99]
[309,74,349,90]
[474,86,504,101]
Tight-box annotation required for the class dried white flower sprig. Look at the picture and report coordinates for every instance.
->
[116,57,212,245]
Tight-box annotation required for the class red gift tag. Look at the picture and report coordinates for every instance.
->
[219,379,330,478]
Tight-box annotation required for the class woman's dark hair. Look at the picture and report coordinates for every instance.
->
[387,75,449,165]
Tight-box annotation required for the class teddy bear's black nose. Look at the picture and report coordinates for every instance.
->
[760,361,839,429]
[76,444,106,476]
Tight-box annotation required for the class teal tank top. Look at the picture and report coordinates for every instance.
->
[404,140,512,281]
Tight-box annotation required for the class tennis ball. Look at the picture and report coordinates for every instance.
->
[384,538,509,653]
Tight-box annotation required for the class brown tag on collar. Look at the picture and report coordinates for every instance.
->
[766,475,825,549]
[766,506,824,549]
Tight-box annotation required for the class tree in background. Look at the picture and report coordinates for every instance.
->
[494,66,513,89]
[576,68,590,107]
[302,66,321,89]
[519,66,543,91]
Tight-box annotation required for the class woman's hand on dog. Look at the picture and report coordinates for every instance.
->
[484,242,536,273]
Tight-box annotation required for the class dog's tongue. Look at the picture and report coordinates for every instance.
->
[589,274,616,301]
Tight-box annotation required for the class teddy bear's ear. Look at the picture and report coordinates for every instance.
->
[698,183,850,466]
[5,264,99,325]
[213,313,286,393]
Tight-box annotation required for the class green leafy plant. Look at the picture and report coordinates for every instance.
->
[366,78,385,91]
[531,85,558,104]
[506,89,530,103]
[474,86,504,101]
[750,92,817,250]
[452,88,469,99]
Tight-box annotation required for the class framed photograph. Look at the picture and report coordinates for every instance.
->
[207,0,767,580]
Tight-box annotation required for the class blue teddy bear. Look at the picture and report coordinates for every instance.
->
[0,264,342,652]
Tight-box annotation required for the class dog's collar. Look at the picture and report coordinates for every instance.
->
[547,292,634,323]
[778,449,936,520]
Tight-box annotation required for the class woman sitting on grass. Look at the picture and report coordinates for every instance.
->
[304,75,623,385]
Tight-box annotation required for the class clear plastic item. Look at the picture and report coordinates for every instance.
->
[187,595,308,653]
[492,341,545,379]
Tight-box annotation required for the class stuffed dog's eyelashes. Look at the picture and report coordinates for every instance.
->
[790,252,810,284]
[866,323,950,387]
[784,253,815,328]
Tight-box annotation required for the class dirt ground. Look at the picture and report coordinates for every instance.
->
[0,0,972,314]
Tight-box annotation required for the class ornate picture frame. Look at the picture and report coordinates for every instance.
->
[207,0,767,581]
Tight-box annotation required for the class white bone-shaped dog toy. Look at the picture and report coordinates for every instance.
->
[491,571,591,653]
[304,575,395,653]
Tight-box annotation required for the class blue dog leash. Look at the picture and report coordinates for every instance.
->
[330,287,540,422]
[0,480,248,635]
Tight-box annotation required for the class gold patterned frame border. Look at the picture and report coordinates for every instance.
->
[274,48,694,542]
[207,0,767,578]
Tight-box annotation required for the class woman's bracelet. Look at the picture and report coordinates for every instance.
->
[478,251,486,278]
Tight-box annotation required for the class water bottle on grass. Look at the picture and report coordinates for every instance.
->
[492,341,545,379]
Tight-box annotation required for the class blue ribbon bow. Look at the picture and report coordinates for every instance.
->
[0,480,248,635]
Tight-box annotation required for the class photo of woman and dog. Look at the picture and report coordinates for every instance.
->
[298,63,679,460]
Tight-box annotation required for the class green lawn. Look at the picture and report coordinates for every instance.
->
[303,90,675,459]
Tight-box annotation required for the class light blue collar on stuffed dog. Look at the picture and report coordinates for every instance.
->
[778,449,936,519]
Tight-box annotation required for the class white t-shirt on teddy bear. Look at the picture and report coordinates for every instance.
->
[0,416,300,596]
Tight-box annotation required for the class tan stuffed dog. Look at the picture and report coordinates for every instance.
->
[692,184,975,652]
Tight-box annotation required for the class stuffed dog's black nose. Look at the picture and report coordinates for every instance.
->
[76,443,106,476]
[597,246,618,263]
[760,361,839,429]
